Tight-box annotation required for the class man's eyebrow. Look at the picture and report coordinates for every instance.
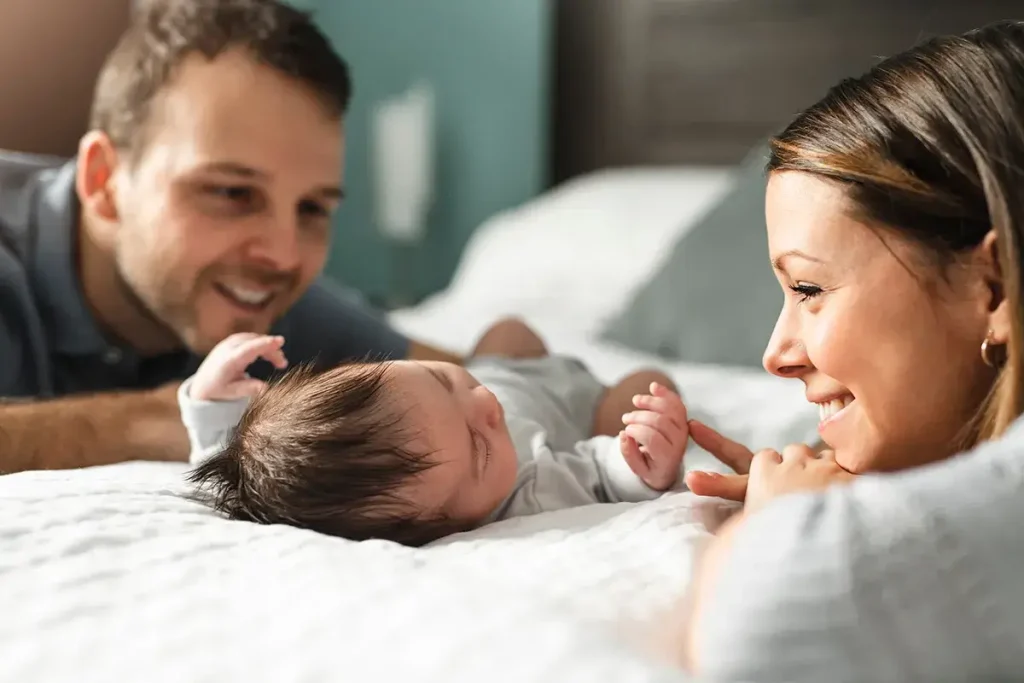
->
[199,161,269,179]
[200,161,344,199]
[771,249,825,271]
[426,366,453,393]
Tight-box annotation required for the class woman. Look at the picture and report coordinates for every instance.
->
[676,20,1024,681]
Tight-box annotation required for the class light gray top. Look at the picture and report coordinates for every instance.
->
[694,415,1024,682]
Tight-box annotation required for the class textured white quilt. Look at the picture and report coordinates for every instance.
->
[0,462,736,683]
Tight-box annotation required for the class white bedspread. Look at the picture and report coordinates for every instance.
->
[0,462,733,683]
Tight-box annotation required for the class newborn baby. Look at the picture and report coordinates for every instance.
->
[182,320,691,546]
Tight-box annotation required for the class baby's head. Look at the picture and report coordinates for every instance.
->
[188,359,519,546]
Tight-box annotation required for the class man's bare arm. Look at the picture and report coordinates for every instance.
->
[0,382,189,474]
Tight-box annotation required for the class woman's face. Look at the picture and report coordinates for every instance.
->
[763,171,997,473]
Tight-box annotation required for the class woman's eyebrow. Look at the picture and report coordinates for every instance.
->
[772,249,825,271]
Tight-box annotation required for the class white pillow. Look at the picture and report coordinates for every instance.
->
[418,167,734,334]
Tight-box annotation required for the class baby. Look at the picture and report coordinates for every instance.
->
[182,319,691,546]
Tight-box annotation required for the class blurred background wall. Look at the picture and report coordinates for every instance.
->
[296,0,552,306]
[0,1,132,156]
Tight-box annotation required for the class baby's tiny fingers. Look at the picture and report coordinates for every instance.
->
[650,382,687,414]
[220,378,268,401]
[630,395,686,429]
[624,423,674,458]
[622,410,683,441]
[264,347,289,370]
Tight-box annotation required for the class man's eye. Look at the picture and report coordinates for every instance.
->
[298,200,328,218]
[206,185,254,203]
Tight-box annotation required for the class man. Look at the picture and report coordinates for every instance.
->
[0,0,459,474]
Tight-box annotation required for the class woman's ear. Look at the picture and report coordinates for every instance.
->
[978,229,1011,344]
[75,131,122,226]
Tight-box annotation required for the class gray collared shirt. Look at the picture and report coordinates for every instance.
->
[0,151,409,399]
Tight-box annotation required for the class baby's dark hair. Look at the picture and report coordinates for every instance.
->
[187,361,466,546]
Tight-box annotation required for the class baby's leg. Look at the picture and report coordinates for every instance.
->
[471,317,548,359]
[591,369,678,438]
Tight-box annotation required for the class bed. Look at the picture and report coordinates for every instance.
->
[4,2,1018,682]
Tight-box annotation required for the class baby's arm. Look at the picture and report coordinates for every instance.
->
[178,333,288,465]
[550,383,689,504]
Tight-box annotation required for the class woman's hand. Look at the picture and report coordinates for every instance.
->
[741,445,855,512]
[685,421,854,511]
[683,420,754,500]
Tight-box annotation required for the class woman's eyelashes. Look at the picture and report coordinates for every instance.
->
[789,282,824,302]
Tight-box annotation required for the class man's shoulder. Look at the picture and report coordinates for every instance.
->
[0,150,70,258]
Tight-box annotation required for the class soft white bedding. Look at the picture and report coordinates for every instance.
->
[1,462,732,682]
[1,166,818,683]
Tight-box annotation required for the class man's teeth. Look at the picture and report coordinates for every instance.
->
[222,285,272,306]
[818,396,854,422]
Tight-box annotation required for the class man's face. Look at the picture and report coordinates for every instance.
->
[111,48,345,355]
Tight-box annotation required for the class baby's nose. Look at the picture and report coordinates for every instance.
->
[476,386,504,430]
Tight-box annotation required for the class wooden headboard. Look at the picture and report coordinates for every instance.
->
[552,0,1022,184]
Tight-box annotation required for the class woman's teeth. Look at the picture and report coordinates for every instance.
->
[818,396,854,422]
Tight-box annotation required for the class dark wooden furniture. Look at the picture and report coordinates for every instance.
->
[552,0,1023,183]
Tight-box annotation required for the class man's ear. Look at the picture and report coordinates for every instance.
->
[977,229,1012,345]
[75,131,122,225]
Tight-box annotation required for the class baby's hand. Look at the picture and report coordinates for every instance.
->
[190,333,288,402]
[619,382,689,490]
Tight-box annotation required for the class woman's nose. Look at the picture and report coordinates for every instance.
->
[763,317,811,379]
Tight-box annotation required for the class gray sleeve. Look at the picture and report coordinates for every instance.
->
[573,435,669,503]
[176,377,250,466]
[694,420,1024,683]
[498,436,667,519]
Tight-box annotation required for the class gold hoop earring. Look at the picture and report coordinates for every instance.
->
[981,331,1000,368]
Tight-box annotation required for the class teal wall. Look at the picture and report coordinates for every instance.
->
[300,1,551,305]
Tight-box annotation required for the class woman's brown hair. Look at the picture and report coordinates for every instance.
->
[767,20,1024,448]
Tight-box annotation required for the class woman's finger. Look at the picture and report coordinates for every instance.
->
[752,448,784,466]
[685,471,748,502]
[780,443,817,462]
[687,420,754,474]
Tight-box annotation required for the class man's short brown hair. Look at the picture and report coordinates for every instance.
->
[91,0,351,155]
[188,362,467,547]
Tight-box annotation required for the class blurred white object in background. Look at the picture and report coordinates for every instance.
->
[371,80,436,244]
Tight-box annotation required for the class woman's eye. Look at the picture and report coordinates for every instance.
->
[789,283,823,302]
